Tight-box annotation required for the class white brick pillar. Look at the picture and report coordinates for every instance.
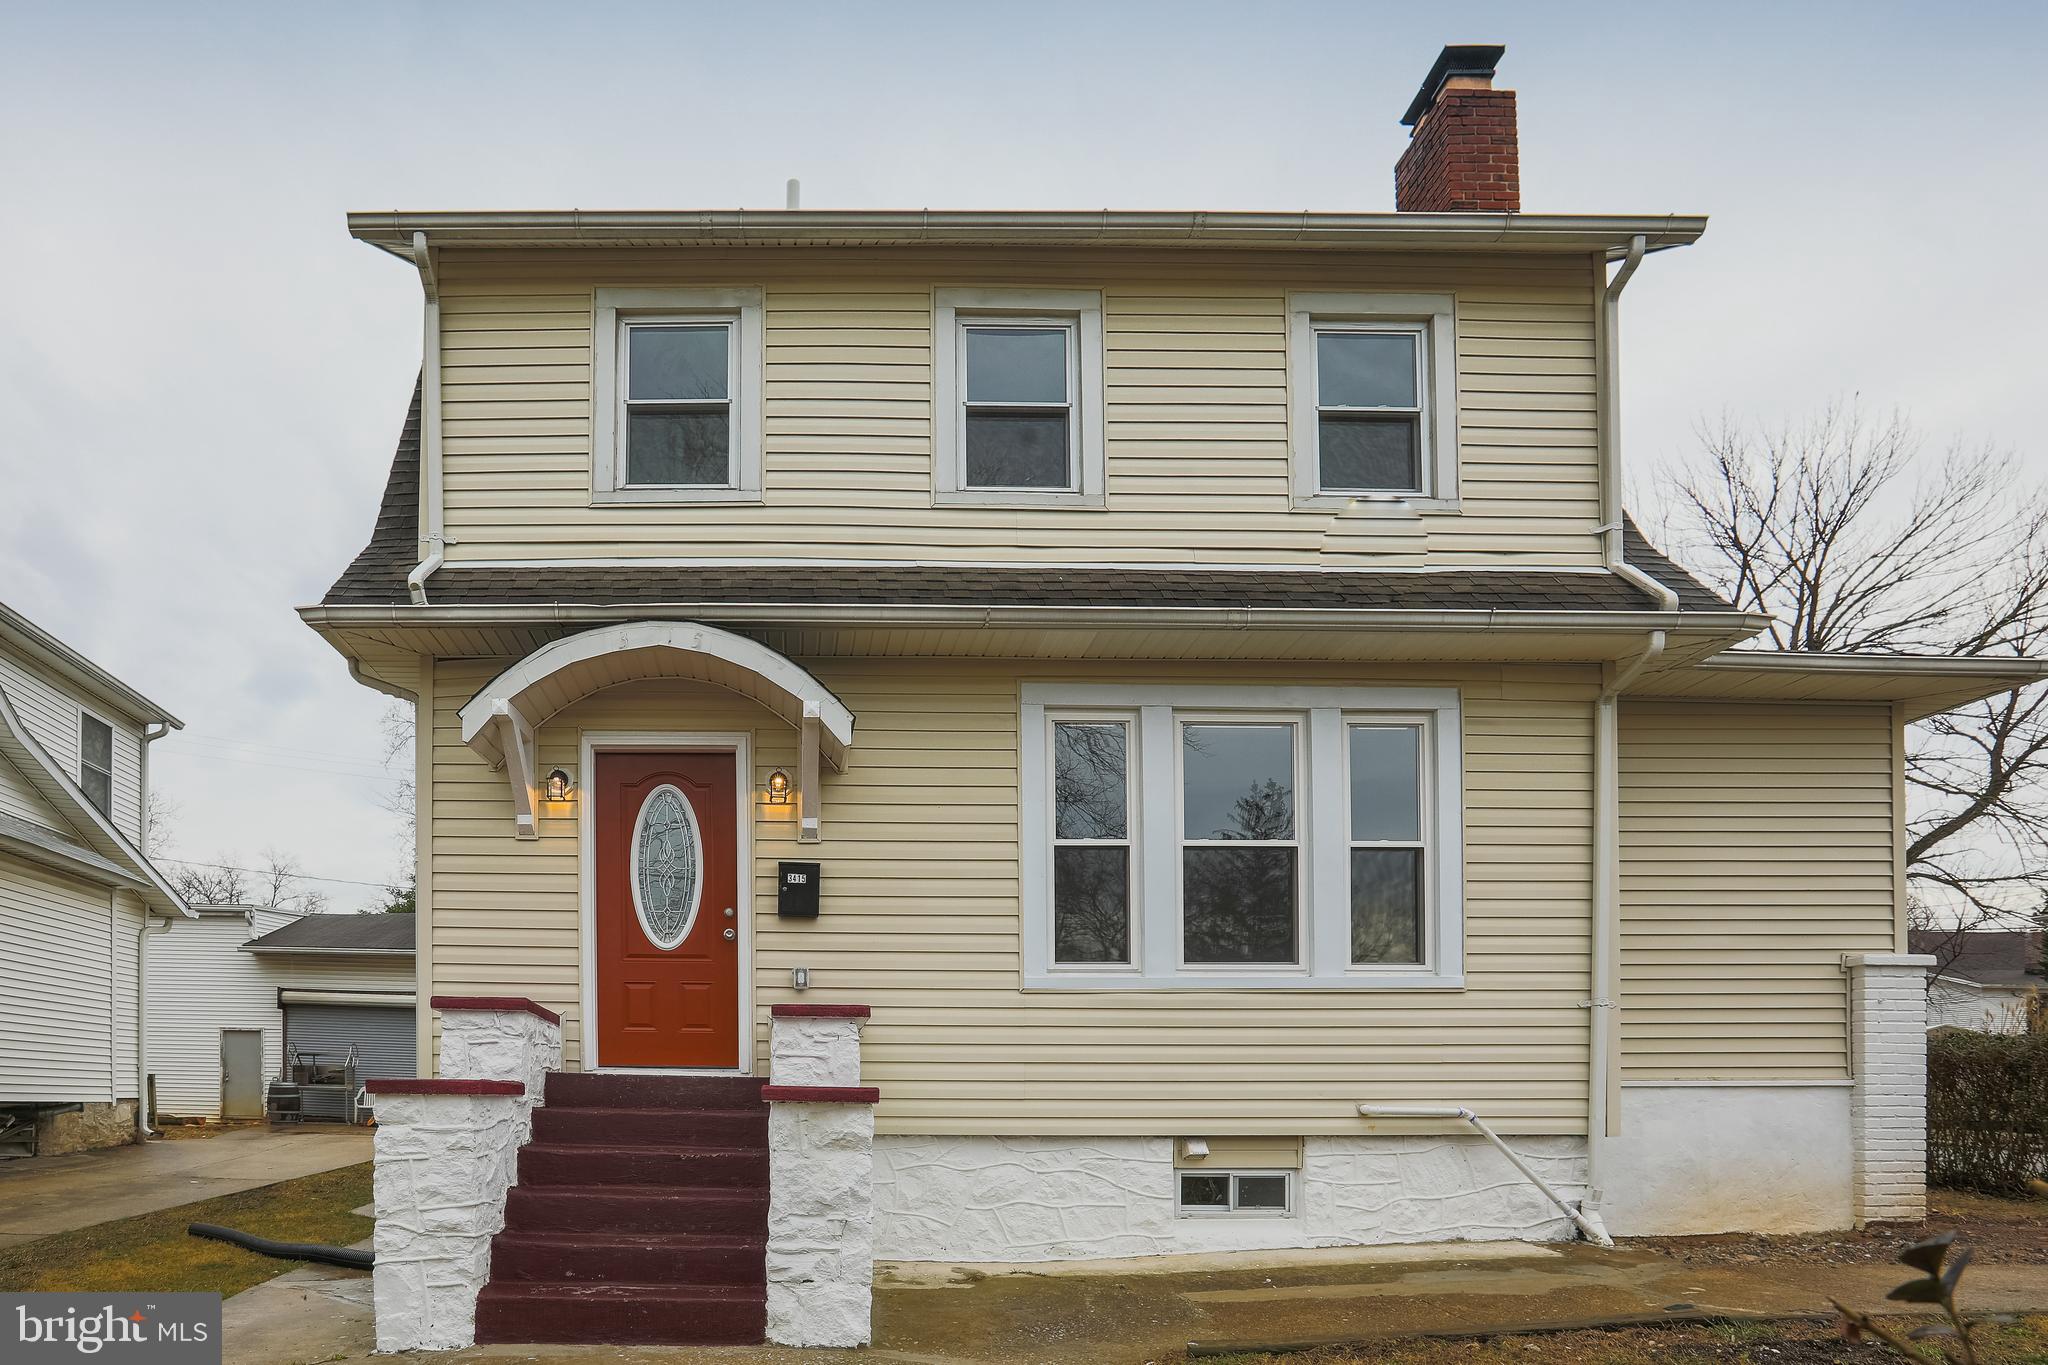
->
[764,1004,877,1349]
[366,996,563,1353]
[366,1082,527,1352]
[1847,953,1936,1225]
[432,995,564,1144]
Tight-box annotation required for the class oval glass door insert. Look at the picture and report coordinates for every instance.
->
[630,784,703,950]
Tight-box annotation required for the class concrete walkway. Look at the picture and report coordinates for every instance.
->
[237,1239,2048,1365]
[0,1124,371,1248]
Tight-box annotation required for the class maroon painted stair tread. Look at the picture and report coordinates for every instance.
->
[474,1070,770,1347]
[474,1284,765,1346]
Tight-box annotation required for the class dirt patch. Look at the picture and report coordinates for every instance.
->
[1626,1190,2048,1268]
[1203,1313,2048,1363]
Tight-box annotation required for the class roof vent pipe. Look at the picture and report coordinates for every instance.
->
[786,179,801,210]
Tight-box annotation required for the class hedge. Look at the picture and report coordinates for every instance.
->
[1926,1029,2048,1195]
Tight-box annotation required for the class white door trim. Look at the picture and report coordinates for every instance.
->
[579,730,754,1075]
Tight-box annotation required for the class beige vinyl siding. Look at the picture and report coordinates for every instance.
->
[434,248,1601,568]
[426,657,1597,1135]
[0,640,145,844]
[147,910,415,1119]
[0,853,127,1103]
[1618,701,1898,1081]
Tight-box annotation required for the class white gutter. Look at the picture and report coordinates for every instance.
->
[406,230,446,606]
[346,209,1707,256]
[1584,626,1665,1226]
[1358,1105,1614,1246]
[301,601,1763,635]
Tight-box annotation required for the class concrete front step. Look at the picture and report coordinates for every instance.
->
[503,1184,769,1237]
[489,1230,766,1286]
[530,1103,768,1149]
[517,1142,768,1188]
[543,1071,767,1108]
[474,1282,767,1346]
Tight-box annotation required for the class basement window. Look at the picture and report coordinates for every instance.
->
[1177,1170,1293,1217]
[79,713,113,816]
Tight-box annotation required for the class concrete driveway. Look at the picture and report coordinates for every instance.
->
[0,1124,371,1247]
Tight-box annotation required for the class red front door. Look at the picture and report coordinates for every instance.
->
[594,750,741,1069]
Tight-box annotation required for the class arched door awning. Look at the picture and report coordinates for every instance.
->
[458,621,854,839]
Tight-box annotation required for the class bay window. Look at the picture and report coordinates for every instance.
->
[1023,684,1463,990]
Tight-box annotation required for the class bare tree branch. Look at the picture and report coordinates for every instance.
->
[1666,403,2048,943]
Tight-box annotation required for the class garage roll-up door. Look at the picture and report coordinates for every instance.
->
[282,1003,416,1120]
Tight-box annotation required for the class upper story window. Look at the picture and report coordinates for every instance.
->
[79,713,113,816]
[622,320,735,487]
[1288,292,1458,508]
[591,287,763,505]
[934,288,1105,508]
[1023,683,1465,991]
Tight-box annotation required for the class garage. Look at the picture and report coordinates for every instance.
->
[281,992,416,1120]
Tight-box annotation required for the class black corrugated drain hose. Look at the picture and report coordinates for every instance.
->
[187,1222,373,1270]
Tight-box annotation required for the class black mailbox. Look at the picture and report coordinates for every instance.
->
[777,861,821,918]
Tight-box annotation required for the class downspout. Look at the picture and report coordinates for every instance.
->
[139,722,170,852]
[1594,234,1649,579]
[1582,230,1674,1233]
[1585,626,1665,1234]
[136,913,173,1140]
[1360,1105,1614,1246]
[406,230,447,606]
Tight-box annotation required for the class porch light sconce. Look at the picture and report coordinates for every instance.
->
[766,768,793,804]
[543,768,573,803]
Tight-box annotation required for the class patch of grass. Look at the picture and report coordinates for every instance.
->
[0,1162,371,1296]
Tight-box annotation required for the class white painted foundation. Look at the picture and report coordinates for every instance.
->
[1600,1084,1854,1235]
[872,1134,1587,1262]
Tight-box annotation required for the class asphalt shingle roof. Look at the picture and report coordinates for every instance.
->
[320,383,1739,616]
[1910,929,2046,989]
[244,913,416,954]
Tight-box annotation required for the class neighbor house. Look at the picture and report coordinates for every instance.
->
[302,46,2048,1350]
[147,906,416,1122]
[0,599,191,1156]
[1911,928,2043,1034]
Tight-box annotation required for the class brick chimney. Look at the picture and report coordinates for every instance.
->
[1395,44,1518,213]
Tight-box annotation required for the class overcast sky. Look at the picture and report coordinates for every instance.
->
[2,2,2043,909]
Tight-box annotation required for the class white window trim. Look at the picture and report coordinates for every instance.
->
[1176,1169,1296,1218]
[933,287,1105,508]
[592,286,764,504]
[1287,291,1458,510]
[1021,683,1465,991]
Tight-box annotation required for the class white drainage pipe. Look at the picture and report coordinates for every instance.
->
[1358,1104,1614,1247]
